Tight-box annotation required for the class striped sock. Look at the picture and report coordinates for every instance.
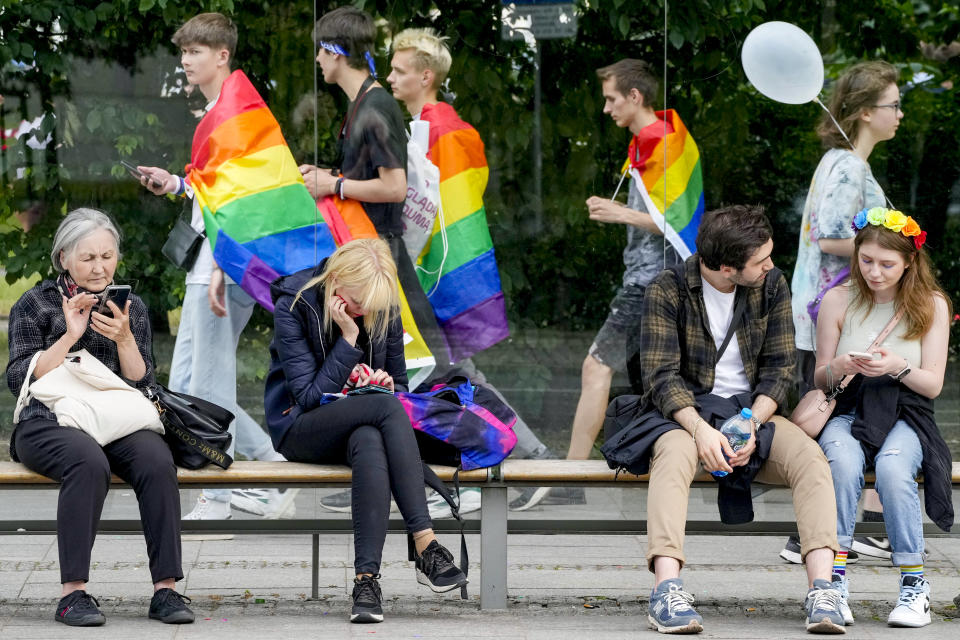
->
[900,564,923,579]
[833,550,849,577]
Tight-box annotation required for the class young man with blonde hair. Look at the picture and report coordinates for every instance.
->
[386,28,558,518]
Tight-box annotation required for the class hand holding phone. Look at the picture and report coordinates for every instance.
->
[120,160,164,189]
[848,351,881,361]
[96,285,132,318]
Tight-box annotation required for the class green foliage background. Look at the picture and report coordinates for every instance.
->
[2,0,960,348]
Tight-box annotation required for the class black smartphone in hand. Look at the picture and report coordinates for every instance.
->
[347,384,393,396]
[96,285,132,318]
[120,160,163,188]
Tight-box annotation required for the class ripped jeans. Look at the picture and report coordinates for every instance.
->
[818,413,924,566]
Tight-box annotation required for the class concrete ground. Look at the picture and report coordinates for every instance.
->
[2,486,959,639]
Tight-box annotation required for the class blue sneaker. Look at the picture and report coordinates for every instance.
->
[647,578,703,634]
[831,573,854,625]
[804,579,846,634]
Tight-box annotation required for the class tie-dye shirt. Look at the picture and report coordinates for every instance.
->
[791,148,885,351]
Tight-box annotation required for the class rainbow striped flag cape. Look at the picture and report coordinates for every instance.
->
[625,109,703,259]
[414,102,508,363]
[187,70,340,312]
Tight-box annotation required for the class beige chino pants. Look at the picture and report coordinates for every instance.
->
[645,416,839,571]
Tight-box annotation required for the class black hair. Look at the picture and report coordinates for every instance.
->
[696,205,772,271]
[314,6,376,71]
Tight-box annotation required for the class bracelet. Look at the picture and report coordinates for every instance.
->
[335,177,345,199]
[691,420,700,442]
[174,175,186,196]
[889,359,911,382]
[825,362,835,390]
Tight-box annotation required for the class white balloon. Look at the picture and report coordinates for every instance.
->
[741,21,824,104]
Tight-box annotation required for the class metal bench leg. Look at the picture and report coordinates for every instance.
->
[480,486,507,610]
[312,533,319,600]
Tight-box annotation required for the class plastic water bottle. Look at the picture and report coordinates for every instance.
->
[710,408,754,478]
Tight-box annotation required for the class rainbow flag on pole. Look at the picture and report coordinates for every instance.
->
[415,102,508,363]
[186,70,335,312]
[626,109,703,258]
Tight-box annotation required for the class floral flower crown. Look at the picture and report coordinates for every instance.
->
[851,207,927,250]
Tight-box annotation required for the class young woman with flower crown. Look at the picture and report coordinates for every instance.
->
[783,60,904,568]
[813,207,952,629]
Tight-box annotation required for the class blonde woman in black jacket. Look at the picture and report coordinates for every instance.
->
[264,238,466,624]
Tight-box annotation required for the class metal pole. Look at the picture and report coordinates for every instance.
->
[533,40,543,232]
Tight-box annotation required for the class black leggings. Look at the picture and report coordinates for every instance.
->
[13,418,183,584]
[278,394,432,574]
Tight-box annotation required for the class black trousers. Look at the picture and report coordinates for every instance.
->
[278,394,432,574]
[13,418,183,584]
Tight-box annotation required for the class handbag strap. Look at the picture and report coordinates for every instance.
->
[827,307,905,400]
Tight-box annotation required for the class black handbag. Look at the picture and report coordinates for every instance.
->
[161,205,206,271]
[144,385,234,469]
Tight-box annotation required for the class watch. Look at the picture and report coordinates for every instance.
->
[750,415,763,429]
[889,359,911,382]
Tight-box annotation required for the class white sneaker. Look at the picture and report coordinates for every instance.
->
[183,495,232,520]
[231,488,299,519]
[427,488,481,519]
[887,575,931,628]
[831,573,854,625]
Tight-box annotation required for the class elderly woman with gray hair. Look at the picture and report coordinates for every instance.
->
[5,208,194,627]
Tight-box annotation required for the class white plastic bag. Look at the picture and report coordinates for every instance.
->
[402,120,442,263]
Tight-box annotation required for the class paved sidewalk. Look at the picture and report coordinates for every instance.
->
[2,487,959,638]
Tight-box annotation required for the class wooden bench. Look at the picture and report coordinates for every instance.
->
[2,459,958,610]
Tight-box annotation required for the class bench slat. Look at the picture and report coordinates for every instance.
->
[0,461,488,485]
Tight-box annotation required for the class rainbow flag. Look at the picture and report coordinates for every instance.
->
[626,109,703,259]
[415,102,508,363]
[187,70,338,312]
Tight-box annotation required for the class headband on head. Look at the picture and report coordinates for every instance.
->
[852,207,927,250]
[318,40,377,78]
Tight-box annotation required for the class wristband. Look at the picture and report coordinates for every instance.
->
[174,175,186,196]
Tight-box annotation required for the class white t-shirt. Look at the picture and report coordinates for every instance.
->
[701,278,751,398]
[184,94,222,286]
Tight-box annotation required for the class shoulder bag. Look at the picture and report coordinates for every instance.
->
[143,385,234,469]
[14,349,164,446]
[161,202,206,271]
[790,307,904,438]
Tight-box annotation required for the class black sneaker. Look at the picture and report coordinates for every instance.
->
[415,540,468,593]
[55,590,105,627]
[508,486,586,511]
[148,588,195,624]
[779,536,858,564]
[851,535,892,560]
[351,574,384,623]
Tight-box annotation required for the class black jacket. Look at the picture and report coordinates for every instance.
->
[601,392,774,525]
[851,377,953,532]
[263,261,408,448]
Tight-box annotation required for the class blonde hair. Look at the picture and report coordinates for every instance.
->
[292,238,400,344]
[392,27,451,88]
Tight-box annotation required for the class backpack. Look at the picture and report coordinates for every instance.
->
[396,374,518,471]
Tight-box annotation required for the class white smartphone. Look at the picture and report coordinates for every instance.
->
[848,351,881,361]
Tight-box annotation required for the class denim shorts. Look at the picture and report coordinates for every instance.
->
[588,284,645,373]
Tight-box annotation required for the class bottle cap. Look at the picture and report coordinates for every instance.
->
[740,408,753,419]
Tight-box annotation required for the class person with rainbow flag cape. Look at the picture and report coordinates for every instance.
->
[385,27,559,518]
[298,7,447,393]
[532,58,704,511]
[138,13,301,522]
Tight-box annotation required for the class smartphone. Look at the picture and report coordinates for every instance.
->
[848,351,881,361]
[347,384,393,396]
[96,285,132,318]
[120,160,163,188]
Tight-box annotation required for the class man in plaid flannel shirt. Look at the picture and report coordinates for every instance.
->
[638,205,845,635]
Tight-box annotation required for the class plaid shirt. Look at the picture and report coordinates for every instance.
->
[6,280,155,424]
[640,255,796,420]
